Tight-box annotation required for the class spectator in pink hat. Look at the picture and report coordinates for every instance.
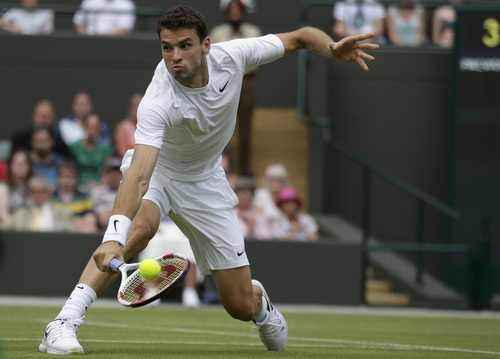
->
[270,186,318,241]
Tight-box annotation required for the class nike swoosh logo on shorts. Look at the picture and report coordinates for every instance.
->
[237,250,245,256]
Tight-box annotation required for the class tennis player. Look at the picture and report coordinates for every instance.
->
[39,5,379,355]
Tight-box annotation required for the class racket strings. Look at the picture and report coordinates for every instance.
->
[119,256,187,304]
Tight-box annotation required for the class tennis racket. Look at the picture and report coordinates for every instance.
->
[109,253,190,308]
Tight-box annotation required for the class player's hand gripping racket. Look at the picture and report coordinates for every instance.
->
[109,253,190,308]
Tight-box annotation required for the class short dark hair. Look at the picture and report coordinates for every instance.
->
[157,5,208,43]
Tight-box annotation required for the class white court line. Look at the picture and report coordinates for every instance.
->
[2,337,500,356]
[20,319,500,356]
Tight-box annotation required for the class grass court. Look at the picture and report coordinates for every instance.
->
[1,303,500,358]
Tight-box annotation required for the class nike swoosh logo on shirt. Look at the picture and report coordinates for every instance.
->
[219,79,230,93]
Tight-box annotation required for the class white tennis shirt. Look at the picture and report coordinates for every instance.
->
[135,34,284,182]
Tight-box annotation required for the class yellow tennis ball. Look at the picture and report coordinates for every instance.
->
[139,259,161,280]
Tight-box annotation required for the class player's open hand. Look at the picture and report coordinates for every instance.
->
[329,33,380,71]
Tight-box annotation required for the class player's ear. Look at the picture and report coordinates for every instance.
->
[202,36,211,54]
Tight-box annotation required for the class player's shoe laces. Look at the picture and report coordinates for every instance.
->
[39,318,84,355]
[251,280,288,351]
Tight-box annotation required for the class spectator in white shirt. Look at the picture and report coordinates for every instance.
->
[73,0,136,36]
[0,0,54,35]
[332,0,386,44]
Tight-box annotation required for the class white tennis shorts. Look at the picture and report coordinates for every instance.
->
[141,163,249,275]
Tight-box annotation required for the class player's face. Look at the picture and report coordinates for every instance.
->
[159,27,210,88]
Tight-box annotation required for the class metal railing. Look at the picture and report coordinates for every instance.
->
[297,0,467,306]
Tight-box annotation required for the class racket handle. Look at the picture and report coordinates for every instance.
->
[109,258,125,272]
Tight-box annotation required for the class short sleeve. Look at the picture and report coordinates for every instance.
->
[222,34,285,74]
[134,99,168,150]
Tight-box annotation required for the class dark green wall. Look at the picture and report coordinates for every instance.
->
[321,49,453,246]
[0,231,362,305]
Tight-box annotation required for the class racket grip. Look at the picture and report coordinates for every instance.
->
[109,258,125,272]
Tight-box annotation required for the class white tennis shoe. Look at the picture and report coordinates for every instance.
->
[251,280,288,351]
[39,318,84,355]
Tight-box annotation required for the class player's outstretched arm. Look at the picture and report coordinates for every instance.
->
[93,144,159,272]
[276,27,380,71]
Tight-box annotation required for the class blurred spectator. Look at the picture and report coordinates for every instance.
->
[90,156,122,230]
[0,179,9,228]
[234,176,270,239]
[332,0,386,44]
[56,90,110,147]
[52,161,97,233]
[5,176,74,232]
[69,113,113,189]
[270,187,318,241]
[30,127,65,188]
[386,0,426,47]
[432,0,462,48]
[253,163,289,224]
[10,99,69,158]
[210,0,261,175]
[73,0,136,36]
[0,0,54,35]
[0,148,33,216]
[210,0,261,43]
[113,93,142,158]
[0,160,6,181]
[221,146,238,188]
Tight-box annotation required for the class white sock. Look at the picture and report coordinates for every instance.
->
[56,284,97,320]
[254,295,270,325]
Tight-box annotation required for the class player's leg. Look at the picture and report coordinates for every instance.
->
[39,199,161,355]
[63,199,161,312]
[211,265,257,320]
[211,265,288,351]
[166,169,287,350]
